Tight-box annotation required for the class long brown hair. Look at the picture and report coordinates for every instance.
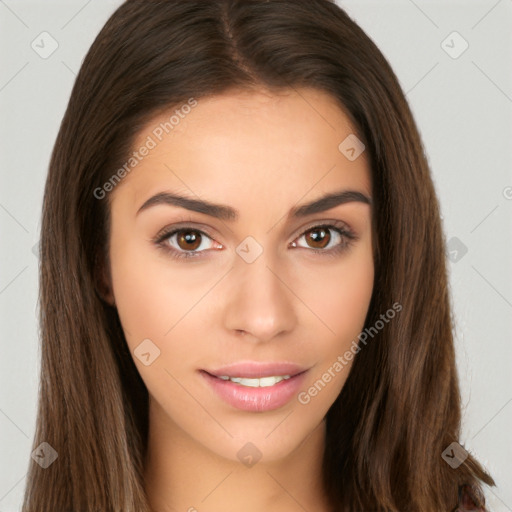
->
[22,1,495,510]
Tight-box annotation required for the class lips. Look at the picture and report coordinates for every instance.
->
[205,361,308,379]
[200,361,309,412]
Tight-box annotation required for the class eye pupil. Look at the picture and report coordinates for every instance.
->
[306,227,331,249]
[177,230,201,251]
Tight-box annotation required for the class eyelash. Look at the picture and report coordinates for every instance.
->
[152,220,359,261]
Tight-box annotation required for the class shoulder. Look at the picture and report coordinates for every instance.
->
[454,484,487,512]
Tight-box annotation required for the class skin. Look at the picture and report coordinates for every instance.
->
[104,87,374,512]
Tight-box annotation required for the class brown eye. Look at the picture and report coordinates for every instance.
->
[155,222,356,261]
[175,229,203,251]
[304,227,331,249]
[291,223,357,256]
[154,225,221,260]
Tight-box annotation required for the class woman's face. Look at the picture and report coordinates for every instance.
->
[106,87,374,463]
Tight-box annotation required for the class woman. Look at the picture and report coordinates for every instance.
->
[22,0,495,510]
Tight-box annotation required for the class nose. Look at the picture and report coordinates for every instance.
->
[221,251,297,344]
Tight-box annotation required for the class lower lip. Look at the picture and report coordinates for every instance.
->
[200,370,308,412]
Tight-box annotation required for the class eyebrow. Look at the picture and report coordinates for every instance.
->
[136,189,372,221]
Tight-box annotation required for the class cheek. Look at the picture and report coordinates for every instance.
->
[110,235,208,345]
[294,244,374,405]
[300,244,374,346]
[110,246,171,343]
[108,234,224,396]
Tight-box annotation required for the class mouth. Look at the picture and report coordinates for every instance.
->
[213,374,294,387]
[199,361,309,412]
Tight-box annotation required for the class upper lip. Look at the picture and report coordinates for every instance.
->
[204,361,308,378]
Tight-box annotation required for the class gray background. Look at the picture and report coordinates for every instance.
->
[1,0,511,510]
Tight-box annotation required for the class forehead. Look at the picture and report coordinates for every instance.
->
[111,87,371,215]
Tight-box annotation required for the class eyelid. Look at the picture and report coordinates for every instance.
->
[153,221,218,244]
[154,219,355,243]
[291,218,355,240]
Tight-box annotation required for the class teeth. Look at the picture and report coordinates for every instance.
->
[217,375,291,387]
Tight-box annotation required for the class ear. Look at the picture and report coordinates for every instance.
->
[95,251,116,307]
